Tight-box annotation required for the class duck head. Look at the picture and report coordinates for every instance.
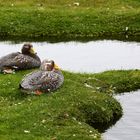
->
[21,43,36,55]
[40,59,60,71]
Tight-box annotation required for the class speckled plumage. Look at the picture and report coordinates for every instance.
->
[0,44,41,72]
[20,70,64,93]
[19,60,64,94]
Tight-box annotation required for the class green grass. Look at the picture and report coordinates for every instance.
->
[0,0,140,139]
[0,0,139,39]
[1,69,140,139]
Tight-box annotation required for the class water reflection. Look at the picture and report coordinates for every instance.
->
[0,40,140,73]
[103,91,140,140]
[0,35,140,43]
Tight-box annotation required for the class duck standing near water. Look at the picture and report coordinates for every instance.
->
[19,59,64,95]
[0,43,41,74]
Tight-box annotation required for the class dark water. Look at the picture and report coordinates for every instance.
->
[0,40,140,139]
[0,40,140,73]
[103,91,140,140]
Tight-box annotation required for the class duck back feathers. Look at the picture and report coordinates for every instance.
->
[20,70,64,93]
[0,44,41,72]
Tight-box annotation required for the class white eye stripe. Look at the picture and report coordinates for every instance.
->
[24,46,29,49]
[46,62,51,65]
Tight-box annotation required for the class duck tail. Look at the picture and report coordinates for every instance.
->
[19,84,24,89]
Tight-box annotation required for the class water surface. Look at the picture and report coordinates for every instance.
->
[0,40,140,73]
[103,91,140,140]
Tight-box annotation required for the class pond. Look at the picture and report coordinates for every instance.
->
[103,90,140,140]
[0,40,140,139]
[0,40,140,73]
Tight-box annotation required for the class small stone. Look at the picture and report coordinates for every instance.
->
[125,27,129,31]
[64,113,69,117]
[72,117,76,121]
[78,122,81,125]
[73,2,80,6]
[24,130,30,133]
[41,119,46,123]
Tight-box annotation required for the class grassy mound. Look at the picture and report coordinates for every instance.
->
[1,69,140,139]
[0,0,139,39]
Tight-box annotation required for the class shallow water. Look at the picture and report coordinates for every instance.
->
[0,40,140,73]
[103,90,140,140]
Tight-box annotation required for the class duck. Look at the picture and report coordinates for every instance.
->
[0,43,41,73]
[19,59,64,95]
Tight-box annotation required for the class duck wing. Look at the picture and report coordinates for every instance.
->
[20,70,64,92]
[20,71,43,91]
[11,54,41,70]
[39,71,64,91]
[0,52,20,70]
[0,53,40,70]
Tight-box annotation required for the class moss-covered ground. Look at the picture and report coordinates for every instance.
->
[1,70,140,139]
[0,0,139,39]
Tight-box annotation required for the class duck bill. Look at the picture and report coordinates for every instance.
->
[54,64,60,70]
[30,47,36,54]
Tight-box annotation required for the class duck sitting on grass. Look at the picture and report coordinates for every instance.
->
[0,43,41,74]
[19,59,64,95]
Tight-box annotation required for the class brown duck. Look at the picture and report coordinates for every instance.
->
[19,59,64,95]
[0,43,41,73]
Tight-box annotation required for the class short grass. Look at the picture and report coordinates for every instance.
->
[0,0,139,39]
[1,69,140,139]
